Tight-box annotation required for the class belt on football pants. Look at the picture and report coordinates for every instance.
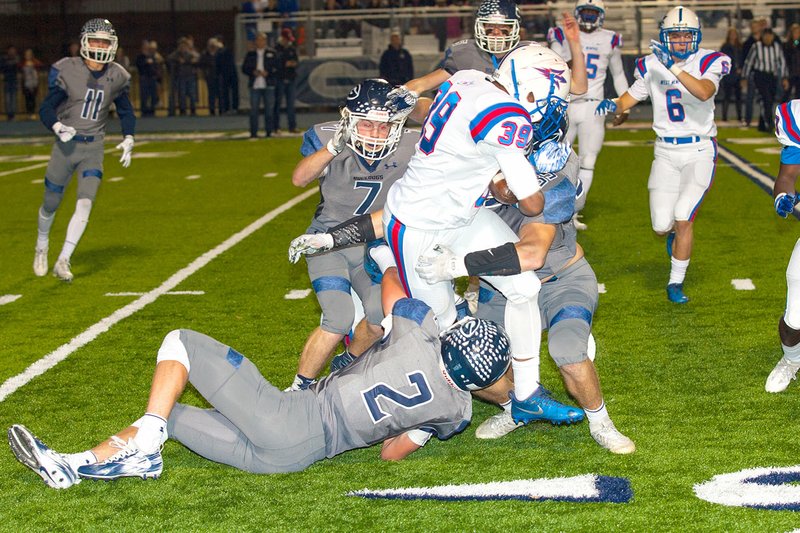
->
[72,134,95,142]
[658,136,702,145]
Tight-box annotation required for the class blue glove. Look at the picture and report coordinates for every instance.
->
[649,39,674,68]
[775,193,799,218]
[595,99,618,116]
[532,140,571,174]
[330,350,356,373]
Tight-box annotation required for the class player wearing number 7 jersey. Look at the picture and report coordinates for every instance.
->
[597,6,729,304]
[33,18,136,282]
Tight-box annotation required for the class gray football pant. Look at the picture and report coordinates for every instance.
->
[166,329,328,473]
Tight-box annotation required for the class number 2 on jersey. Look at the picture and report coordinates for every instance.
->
[81,88,105,121]
[362,371,433,423]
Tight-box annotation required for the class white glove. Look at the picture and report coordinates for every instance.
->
[386,85,419,121]
[532,140,571,173]
[116,135,135,168]
[52,122,76,143]
[415,245,468,284]
[326,117,349,156]
[288,233,334,263]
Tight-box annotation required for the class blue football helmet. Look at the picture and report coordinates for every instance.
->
[575,0,605,32]
[80,18,118,64]
[474,0,521,54]
[342,79,406,160]
[440,317,511,391]
[659,6,702,60]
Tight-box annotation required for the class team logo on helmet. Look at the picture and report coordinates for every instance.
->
[440,317,511,391]
[534,67,568,90]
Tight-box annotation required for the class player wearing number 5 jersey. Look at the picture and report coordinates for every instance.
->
[597,6,729,304]
[33,18,136,282]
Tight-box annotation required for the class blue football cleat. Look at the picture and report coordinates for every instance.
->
[7,424,80,489]
[330,350,356,373]
[666,231,676,257]
[77,436,162,481]
[510,387,585,425]
[666,283,689,304]
[363,239,387,284]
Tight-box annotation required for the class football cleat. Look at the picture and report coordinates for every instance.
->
[475,411,523,439]
[284,374,317,391]
[77,436,162,481]
[510,387,585,425]
[7,424,80,489]
[666,231,676,257]
[666,283,689,304]
[329,350,356,373]
[53,258,74,282]
[33,248,48,277]
[363,239,386,284]
[765,357,800,393]
[589,419,636,454]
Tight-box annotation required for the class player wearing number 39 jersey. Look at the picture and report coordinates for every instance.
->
[598,5,729,304]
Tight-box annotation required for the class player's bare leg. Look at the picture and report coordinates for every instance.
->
[295,327,342,386]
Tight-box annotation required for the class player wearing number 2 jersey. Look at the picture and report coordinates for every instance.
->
[597,6,729,304]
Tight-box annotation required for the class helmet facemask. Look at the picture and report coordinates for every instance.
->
[80,19,118,64]
[343,108,405,161]
[575,6,605,32]
[475,17,520,54]
[659,7,702,60]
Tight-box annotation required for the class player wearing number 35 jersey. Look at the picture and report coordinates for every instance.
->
[598,6,729,304]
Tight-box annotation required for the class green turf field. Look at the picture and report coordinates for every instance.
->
[1,128,798,531]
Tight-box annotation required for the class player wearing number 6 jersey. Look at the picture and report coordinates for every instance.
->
[33,18,136,282]
[597,6,729,304]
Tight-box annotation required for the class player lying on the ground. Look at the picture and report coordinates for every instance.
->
[7,266,512,489]
[765,99,800,393]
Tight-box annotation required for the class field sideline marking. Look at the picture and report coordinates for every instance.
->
[106,290,205,297]
[0,187,318,403]
[0,295,21,306]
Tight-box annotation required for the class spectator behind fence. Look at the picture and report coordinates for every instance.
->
[242,32,278,138]
[200,38,221,115]
[167,37,200,116]
[136,40,161,117]
[20,48,43,119]
[216,37,239,114]
[720,28,744,122]
[379,30,414,86]
[115,46,131,71]
[743,27,789,132]
[786,23,800,100]
[742,18,767,127]
[2,46,19,120]
[273,28,298,133]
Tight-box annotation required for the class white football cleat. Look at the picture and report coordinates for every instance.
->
[53,258,73,282]
[33,248,48,277]
[765,357,800,393]
[7,424,80,489]
[572,214,588,231]
[77,436,162,481]
[475,411,523,439]
[589,419,635,454]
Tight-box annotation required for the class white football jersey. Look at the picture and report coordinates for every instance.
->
[387,70,540,230]
[547,27,628,102]
[627,48,730,138]
[775,100,800,149]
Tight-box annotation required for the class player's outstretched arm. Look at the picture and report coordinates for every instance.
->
[562,12,587,95]
[380,431,427,461]
[288,211,385,263]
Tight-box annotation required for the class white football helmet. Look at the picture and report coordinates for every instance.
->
[575,0,605,32]
[659,6,702,60]
[341,79,406,161]
[80,18,118,64]
[474,0,521,54]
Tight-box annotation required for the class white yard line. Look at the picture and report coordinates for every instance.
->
[0,187,318,402]
[0,145,123,178]
[105,290,205,296]
[0,295,21,306]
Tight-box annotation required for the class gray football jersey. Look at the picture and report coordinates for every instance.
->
[51,57,131,137]
[301,121,418,233]
[440,39,498,75]
[312,298,472,458]
[491,152,581,280]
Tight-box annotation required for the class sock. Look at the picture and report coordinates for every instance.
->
[289,374,317,391]
[58,198,92,262]
[585,401,610,426]
[133,413,168,454]
[37,207,55,251]
[511,357,540,400]
[64,450,97,471]
[782,342,800,363]
[668,257,690,285]
[500,399,512,413]
[369,245,396,273]
[578,166,594,198]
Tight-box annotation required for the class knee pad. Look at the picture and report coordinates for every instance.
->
[315,278,355,334]
[77,169,102,201]
[499,271,540,304]
[548,318,592,367]
[156,329,191,372]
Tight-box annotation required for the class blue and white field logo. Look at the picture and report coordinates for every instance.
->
[694,466,800,511]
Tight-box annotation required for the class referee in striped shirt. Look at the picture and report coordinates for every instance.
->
[742,28,789,131]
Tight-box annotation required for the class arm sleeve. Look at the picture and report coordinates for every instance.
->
[405,428,433,446]
[608,44,629,97]
[113,92,136,136]
[39,85,67,130]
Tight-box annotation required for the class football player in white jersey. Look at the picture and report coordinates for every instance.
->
[596,6,730,304]
[765,100,800,393]
[547,0,629,230]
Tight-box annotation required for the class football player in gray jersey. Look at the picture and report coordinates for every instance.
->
[286,79,418,391]
[7,264,511,487]
[416,149,635,454]
[34,18,136,282]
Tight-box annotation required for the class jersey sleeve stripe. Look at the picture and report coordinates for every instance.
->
[553,27,565,44]
[636,57,647,76]
[611,33,621,49]
[469,104,531,142]
[699,52,724,74]
[778,103,800,145]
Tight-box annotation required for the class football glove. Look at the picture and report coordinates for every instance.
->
[326,117,349,156]
[775,193,799,218]
[52,122,76,143]
[288,233,334,263]
[415,245,467,284]
[595,99,618,116]
[386,84,418,121]
[532,140,571,174]
[649,39,674,69]
[329,350,356,373]
[116,135,134,168]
